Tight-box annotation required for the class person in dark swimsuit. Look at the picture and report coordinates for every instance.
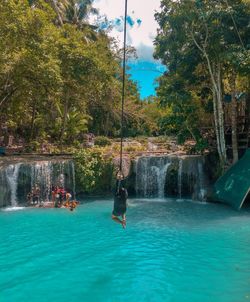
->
[112,173,128,228]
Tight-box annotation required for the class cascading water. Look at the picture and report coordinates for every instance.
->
[136,157,171,198]
[31,161,53,202]
[30,160,75,202]
[178,159,183,199]
[197,159,207,201]
[5,164,21,207]
[0,159,76,207]
[135,155,209,201]
[152,162,171,198]
[70,161,76,199]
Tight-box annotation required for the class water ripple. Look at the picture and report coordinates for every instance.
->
[0,198,250,302]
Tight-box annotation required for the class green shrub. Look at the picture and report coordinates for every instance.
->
[74,149,114,194]
[94,136,112,147]
[24,141,40,152]
[124,144,146,153]
[151,136,168,144]
[186,138,209,155]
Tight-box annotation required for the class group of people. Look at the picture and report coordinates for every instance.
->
[52,186,79,211]
[26,171,128,221]
[27,185,79,211]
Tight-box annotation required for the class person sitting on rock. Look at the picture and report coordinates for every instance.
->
[51,186,58,205]
[27,192,33,206]
[58,187,66,204]
[54,190,61,208]
[64,192,72,208]
[32,185,40,205]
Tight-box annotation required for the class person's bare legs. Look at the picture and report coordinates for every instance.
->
[112,215,125,228]
[121,214,126,228]
[112,215,122,224]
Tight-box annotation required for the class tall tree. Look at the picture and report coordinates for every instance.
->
[155,0,250,166]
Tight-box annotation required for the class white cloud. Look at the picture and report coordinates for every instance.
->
[136,43,154,62]
[92,0,161,61]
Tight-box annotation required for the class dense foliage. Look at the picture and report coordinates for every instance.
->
[0,0,157,148]
[1,0,249,165]
[155,0,250,162]
[74,148,114,194]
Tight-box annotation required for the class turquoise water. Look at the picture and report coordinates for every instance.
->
[0,198,250,302]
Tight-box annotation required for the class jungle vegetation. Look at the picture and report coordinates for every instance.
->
[0,0,159,149]
[0,0,249,168]
[154,0,250,165]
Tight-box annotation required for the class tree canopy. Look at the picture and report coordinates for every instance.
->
[0,0,157,150]
[154,0,250,162]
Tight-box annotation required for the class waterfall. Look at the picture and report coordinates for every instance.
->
[178,159,183,199]
[136,157,149,197]
[152,161,171,198]
[197,159,207,201]
[135,155,210,201]
[70,161,76,199]
[5,164,21,207]
[30,160,75,202]
[136,157,170,198]
[31,161,53,202]
[0,158,76,207]
[58,161,66,187]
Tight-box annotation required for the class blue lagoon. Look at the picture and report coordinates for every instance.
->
[0,199,250,302]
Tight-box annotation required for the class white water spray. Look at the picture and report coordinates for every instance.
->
[70,161,76,199]
[178,159,183,199]
[6,164,21,207]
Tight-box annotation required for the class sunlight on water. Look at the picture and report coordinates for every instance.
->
[0,198,250,302]
[2,206,26,212]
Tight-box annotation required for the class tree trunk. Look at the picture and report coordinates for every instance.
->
[212,86,221,156]
[229,73,238,163]
[50,0,64,26]
[190,31,228,167]
[216,64,227,165]
[206,59,227,166]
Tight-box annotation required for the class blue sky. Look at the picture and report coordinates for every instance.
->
[128,61,166,99]
[92,0,165,99]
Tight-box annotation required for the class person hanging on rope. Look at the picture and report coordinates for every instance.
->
[112,171,128,229]
[111,0,129,229]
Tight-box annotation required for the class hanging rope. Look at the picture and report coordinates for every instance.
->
[119,0,128,173]
[224,0,245,50]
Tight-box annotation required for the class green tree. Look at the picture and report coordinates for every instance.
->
[0,0,152,149]
[155,0,250,165]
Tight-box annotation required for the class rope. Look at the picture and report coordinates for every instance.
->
[224,0,245,49]
[119,0,128,173]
